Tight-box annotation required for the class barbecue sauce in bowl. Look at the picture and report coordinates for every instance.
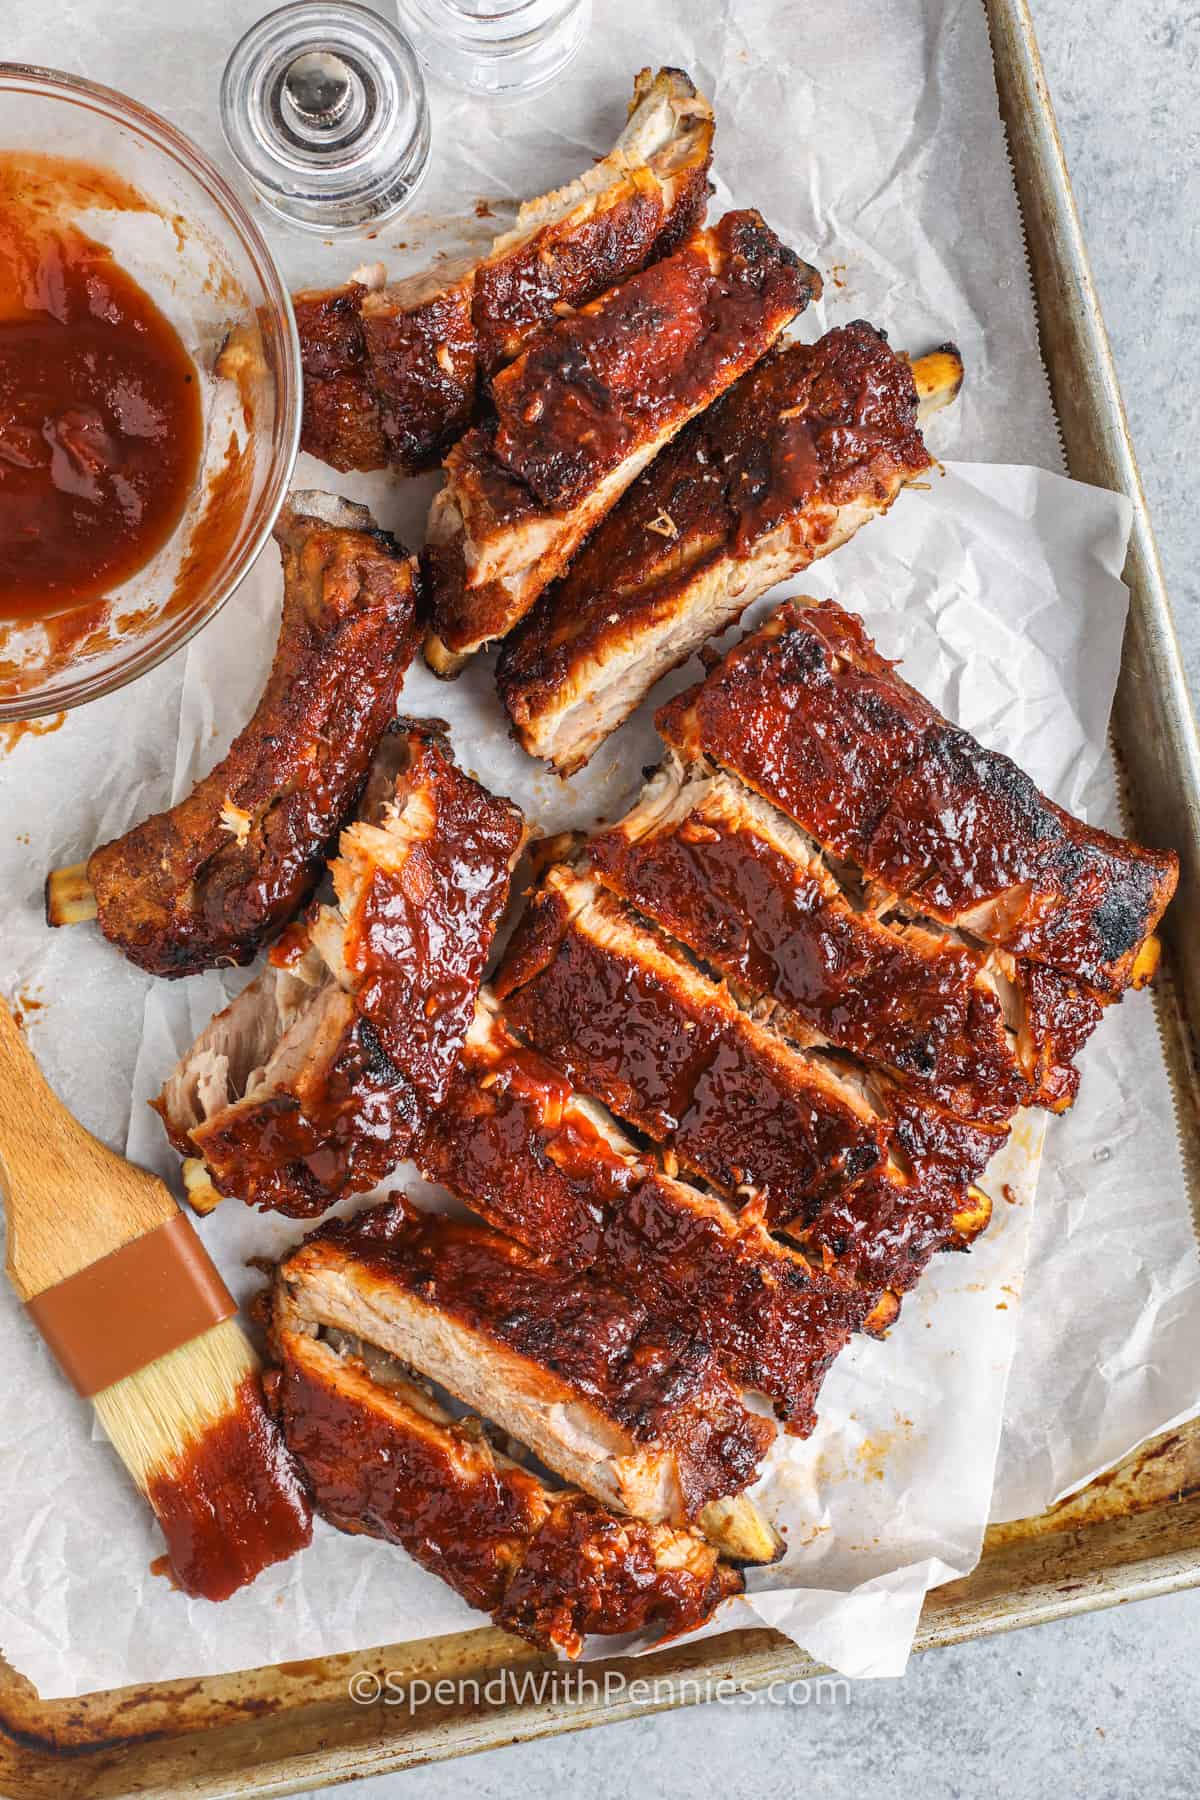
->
[0,166,203,624]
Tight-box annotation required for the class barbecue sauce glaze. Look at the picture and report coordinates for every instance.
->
[0,156,202,622]
[270,1337,739,1655]
[417,1034,637,1268]
[292,134,711,476]
[146,1373,312,1602]
[588,803,1026,1122]
[496,885,886,1216]
[308,1202,773,1513]
[489,211,817,514]
[656,599,1177,994]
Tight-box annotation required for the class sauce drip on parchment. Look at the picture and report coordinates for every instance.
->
[0,153,203,624]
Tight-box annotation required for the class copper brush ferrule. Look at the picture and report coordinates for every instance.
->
[0,1001,312,1600]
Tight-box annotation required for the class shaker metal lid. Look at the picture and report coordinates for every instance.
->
[220,1,431,234]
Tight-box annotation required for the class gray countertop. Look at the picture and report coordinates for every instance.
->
[288,3,1199,1795]
[297,1592,1198,1799]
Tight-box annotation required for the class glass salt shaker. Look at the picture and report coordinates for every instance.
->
[220,1,431,234]
[393,0,592,99]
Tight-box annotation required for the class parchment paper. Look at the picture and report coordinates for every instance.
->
[0,0,1196,1697]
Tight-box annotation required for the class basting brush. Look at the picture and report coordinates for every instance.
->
[0,999,312,1600]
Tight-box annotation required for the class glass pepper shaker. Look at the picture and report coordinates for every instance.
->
[393,0,592,99]
[220,1,432,234]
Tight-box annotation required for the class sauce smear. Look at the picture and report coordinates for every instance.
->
[0,162,203,624]
[145,1374,312,1602]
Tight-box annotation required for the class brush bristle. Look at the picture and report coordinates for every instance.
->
[93,1317,257,1489]
[94,1319,313,1600]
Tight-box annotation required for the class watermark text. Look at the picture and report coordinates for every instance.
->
[347,1667,850,1712]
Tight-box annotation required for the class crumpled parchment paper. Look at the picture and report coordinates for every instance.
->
[0,0,1195,1698]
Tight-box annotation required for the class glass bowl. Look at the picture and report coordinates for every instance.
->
[0,65,301,722]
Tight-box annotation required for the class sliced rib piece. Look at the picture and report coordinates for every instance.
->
[76,494,422,978]
[291,286,389,474]
[306,721,526,1103]
[493,866,888,1214]
[416,996,872,1433]
[793,1160,993,1296]
[293,68,714,475]
[163,961,412,1218]
[155,725,524,1217]
[497,324,943,773]
[415,995,645,1270]
[1014,960,1103,1113]
[270,1313,741,1656]
[418,998,926,1319]
[586,758,1028,1121]
[658,599,1178,997]
[492,866,1003,1292]
[276,1201,780,1562]
[425,211,820,674]
[599,1172,870,1434]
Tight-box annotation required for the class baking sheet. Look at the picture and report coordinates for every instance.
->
[0,0,1196,1698]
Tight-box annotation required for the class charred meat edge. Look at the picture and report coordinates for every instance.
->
[496,324,938,774]
[155,724,524,1217]
[292,68,714,475]
[656,598,1178,998]
[72,492,421,978]
[271,1293,741,1657]
[424,211,820,673]
[275,1210,783,1565]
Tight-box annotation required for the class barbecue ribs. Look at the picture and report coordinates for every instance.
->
[657,600,1178,1000]
[414,995,877,1434]
[270,1288,743,1656]
[497,324,950,773]
[49,494,422,977]
[585,756,1032,1119]
[424,211,820,674]
[293,68,714,475]
[415,995,642,1268]
[491,865,1001,1299]
[274,1200,780,1563]
[155,723,525,1215]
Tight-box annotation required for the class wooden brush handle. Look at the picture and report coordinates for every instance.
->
[0,1001,175,1301]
